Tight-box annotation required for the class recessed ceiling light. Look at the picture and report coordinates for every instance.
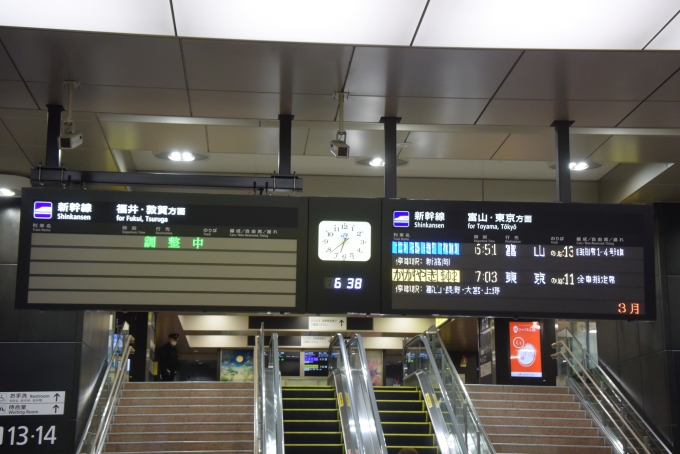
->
[0,188,16,196]
[155,151,208,162]
[548,162,601,171]
[356,157,408,167]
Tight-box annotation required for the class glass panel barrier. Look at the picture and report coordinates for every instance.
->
[554,329,671,454]
[404,326,495,454]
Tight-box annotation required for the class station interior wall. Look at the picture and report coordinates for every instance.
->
[597,203,680,447]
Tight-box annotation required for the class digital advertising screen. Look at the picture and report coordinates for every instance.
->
[509,321,543,378]
[307,197,382,314]
[304,351,330,376]
[16,188,308,311]
[278,351,301,377]
[382,200,655,320]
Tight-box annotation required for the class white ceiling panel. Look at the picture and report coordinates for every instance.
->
[618,102,680,128]
[181,39,353,93]
[477,99,638,127]
[346,47,521,98]
[173,0,426,46]
[304,129,408,157]
[100,122,207,153]
[645,12,680,49]
[0,44,20,81]
[589,135,680,163]
[493,134,610,161]
[29,83,191,116]
[648,70,680,101]
[344,96,488,125]
[495,51,680,101]
[0,29,186,88]
[19,145,117,171]
[207,126,307,155]
[401,132,508,160]
[190,91,337,121]
[413,1,679,50]
[0,81,37,109]
[131,150,279,175]
[0,0,174,36]
[1,112,108,150]
[0,143,32,175]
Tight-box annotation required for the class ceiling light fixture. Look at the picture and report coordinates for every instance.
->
[548,161,601,171]
[356,158,408,167]
[0,188,16,196]
[155,151,208,162]
[369,158,384,167]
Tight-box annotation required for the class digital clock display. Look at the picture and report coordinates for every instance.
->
[324,277,364,290]
[382,200,655,320]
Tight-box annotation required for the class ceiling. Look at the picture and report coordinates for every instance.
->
[3,10,680,201]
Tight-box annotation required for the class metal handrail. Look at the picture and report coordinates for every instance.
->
[329,333,365,454]
[268,333,285,454]
[256,327,285,454]
[88,329,134,454]
[346,333,389,454]
[554,328,671,453]
[552,342,648,454]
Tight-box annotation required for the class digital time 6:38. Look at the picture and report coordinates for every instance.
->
[324,277,364,290]
[0,425,57,446]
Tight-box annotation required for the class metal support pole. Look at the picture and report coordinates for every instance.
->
[45,104,65,168]
[552,120,574,203]
[278,114,293,176]
[381,116,401,198]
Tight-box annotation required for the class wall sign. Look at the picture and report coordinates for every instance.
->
[0,392,65,416]
[16,189,308,312]
[308,317,346,331]
[509,321,543,378]
[382,200,655,320]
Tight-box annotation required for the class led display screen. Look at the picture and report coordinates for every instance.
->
[382,200,655,320]
[16,188,308,311]
[304,351,329,376]
[509,321,543,378]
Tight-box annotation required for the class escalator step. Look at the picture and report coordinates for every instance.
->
[284,409,338,420]
[384,434,436,447]
[387,447,438,454]
[285,420,340,432]
[283,398,336,409]
[283,388,335,399]
[372,390,422,401]
[285,432,342,444]
[382,422,432,434]
[379,411,429,423]
[374,386,418,391]
[377,400,424,411]
[285,445,344,454]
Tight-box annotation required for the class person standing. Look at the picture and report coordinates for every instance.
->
[159,333,180,381]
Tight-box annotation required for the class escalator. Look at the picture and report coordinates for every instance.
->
[374,386,439,454]
[282,386,343,454]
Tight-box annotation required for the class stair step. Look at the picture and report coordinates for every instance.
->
[483,425,600,437]
[379,410,429,423]
[282,389,335,399]
[284,432,342,444]
[387,447,437,454]
[377,400,424,411]
[284,421,339,432]
[466,385,569,395]
[382,422,432,434]
[493,443,612,453]
[115,405,253,415]
[479,416,592,428]
[103,441,253,452]
[110,422,252,433]
[489,434,605,446]
[384,434,436,447]
[113,413,253,424]
[372,390,422,401]
[117,397,253,406]
[121,389,252,398]
[468,391,575,402]
[107,431,252,442]
[124,382,253,390]
[476,408,586,419]
[283,409,337,420]
[285,445,343,454]
[282,398,337,409]
[472,399,581,411]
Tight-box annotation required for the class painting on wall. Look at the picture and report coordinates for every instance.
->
[366,350,383,386]
[220,349,254,382]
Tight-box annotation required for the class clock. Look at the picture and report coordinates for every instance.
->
[318,221,371,261]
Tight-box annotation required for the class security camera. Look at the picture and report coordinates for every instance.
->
[59,132,83,149]
[330,139,350,158]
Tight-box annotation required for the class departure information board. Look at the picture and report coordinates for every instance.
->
[16,188,308,311]
[382,200,655,320]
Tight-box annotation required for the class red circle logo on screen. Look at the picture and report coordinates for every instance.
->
[513,337,525,348]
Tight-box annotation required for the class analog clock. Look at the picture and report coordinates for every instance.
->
[318,221,371,261]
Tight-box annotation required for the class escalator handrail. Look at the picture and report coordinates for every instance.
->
[268,333,285,454]
[553,329,671,454]
[346,333,389,454]
[329,333,365,454]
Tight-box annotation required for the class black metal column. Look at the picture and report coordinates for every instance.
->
[552,120,574,203]
[278,114,293,175]
[45,104,65,168]
[381,116,401,199]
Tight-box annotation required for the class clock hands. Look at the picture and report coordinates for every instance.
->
[330,237,348,253]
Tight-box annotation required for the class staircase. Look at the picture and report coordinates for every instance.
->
[374,386,438,454]
[282,386,343,454]
[104,381,254,453]
[467,384,612,454]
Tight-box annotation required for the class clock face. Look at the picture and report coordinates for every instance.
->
[318,221,371,261]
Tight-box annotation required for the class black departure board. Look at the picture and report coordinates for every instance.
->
[382,200,655,320]
[16,188,308,311]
